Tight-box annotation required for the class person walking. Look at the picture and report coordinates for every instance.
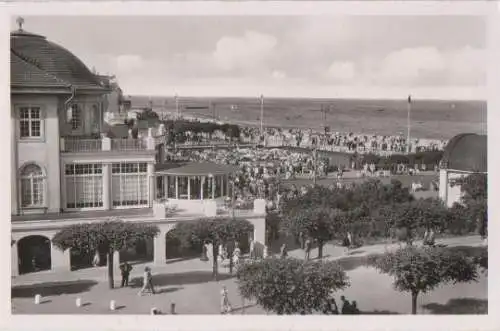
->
[138,266,155,296]
[298,231,305,249]
[280,243,288,259]
[92,251,100,267]
[220,286,232,314]
[120,262,133,287]
[304,238,312,261]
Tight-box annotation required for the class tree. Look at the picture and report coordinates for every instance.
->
[381,198,448,245]
[367,246,478,314]
[236,258,349,314]
[282,205,339,259]
[453,173,487,238]
[52,219,160,289]
[174,218,253,278]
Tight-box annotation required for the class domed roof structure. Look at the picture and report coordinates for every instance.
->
[441,133,487,173]
[10,28,107,91]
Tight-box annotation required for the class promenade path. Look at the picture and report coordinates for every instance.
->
[11,235,487,315]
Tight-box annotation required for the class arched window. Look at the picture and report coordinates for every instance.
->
[20,164,45,208]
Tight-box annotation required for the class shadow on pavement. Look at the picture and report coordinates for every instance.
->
[359,309,399,315]
[422,298,488,314]
[12,280,99,298]
[231,303,258,313]
[156,286,184,294]
[165,256,199,265]
[129,271,233,288]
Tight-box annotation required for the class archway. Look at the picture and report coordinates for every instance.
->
[17,235,51,274]
[70,244,108,271]
[120,238,154,263]
[165,229,201,260]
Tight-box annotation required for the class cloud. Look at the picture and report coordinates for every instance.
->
[271,70,287,80]
[362,46,485,86]
[447,46,486,85]
[327,61,356,83]
[115,54,144,73]
[374,47,447,85]
[212,31,277,72]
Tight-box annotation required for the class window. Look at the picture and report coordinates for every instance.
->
[19,107,42,138]
[20,164,45,207]
[68,104,81,130]
[111,162,148,207]
[65,163,103,209]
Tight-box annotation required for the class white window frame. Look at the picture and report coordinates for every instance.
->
[19,163,46,209]
[64,163,104,211]
[69,104,82,131]
[17,105,45,141]
[111,162,148,209]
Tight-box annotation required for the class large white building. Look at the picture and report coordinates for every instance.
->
[439,133,487,207]
[10,25,265,276]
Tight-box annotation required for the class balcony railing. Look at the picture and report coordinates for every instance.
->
[111,138,148,151]
[64,138,102,152]
[61,136,155,153]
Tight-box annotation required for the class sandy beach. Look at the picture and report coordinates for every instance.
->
[131,96,487,140]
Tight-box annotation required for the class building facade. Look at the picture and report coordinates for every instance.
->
[10,26,265,277]
[439,133,487,207]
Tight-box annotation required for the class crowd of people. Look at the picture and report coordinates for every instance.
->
[166,147,330,206]
[154,118,448,157]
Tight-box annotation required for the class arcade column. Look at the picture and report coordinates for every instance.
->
[51,244,71,272]
[251,199,267,246]
[154,229,167,265]
[438,168,448,204]
[11,244,19,276]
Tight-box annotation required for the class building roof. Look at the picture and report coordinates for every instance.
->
[11,29,107,92]
[442,133,487,172]
[103,123,130,139]
[155,162,238,176]
[11,51,69,88]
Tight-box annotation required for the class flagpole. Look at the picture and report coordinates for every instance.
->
[175,93,179,119]
[407,95,411,154]
[260,94,264,137]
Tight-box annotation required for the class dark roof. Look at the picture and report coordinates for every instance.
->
[103,123,130,139]
[11,51,69,88]
[442,133,487,172]
[11,29,107,91]
[155,162,238,176]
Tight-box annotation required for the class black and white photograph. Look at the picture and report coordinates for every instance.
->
[1,1,496,328]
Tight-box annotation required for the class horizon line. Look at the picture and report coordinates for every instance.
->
[127,93,487,102]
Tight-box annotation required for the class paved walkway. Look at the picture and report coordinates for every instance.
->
[11,235,487,314]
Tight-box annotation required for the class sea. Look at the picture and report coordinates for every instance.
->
[130,96,487,140]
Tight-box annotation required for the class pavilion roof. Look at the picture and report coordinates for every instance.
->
[155,162,238,176]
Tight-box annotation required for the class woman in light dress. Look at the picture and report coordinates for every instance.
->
[220,286,232,314]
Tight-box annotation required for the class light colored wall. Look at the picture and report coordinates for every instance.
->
[447,172,466,207]
[58,95,105,137]
[12,95,61,214]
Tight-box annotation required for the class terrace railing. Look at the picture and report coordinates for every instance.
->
[63,137,102,153]
[111,138,148,151]
[61,136,155,153]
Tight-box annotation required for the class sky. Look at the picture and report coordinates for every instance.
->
[12,15,487,99]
